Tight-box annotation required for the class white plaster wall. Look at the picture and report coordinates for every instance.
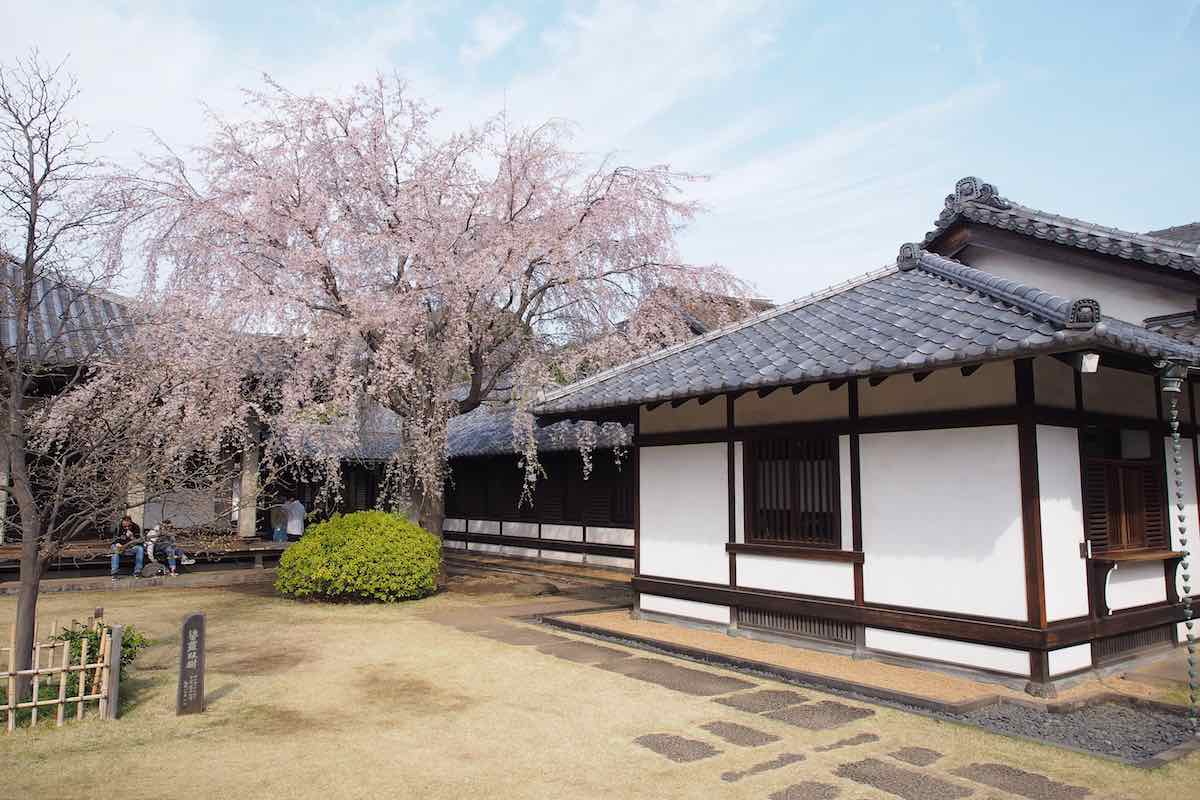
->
[1170,438,1199,600]
[864,628,1030,676]
[860,426,1028,620]
[543,551,585,564]
[734,383,848,426]
[498,545,540,559]
[1048,643,1093,676]
[734,442,745,544]
[639,443,730,584]
[144,488,218,529]
[736,554,855,599]
[468,519,500,535]
[1037,425,1090,621]
[859,362,1014,417]
[1081,367,1157,419]
[640,397,726,434]
[585,554,634,568]
[1107,561,1168,611]
[444,539,467,550]
[640,593,731,625]
[586,526,634,547]
[443,518,466,532]
[1034,356,1076,409]
[964,248,1192,324]
[839,435,853,550]
[540,524,584,542]
[502,521,538,537]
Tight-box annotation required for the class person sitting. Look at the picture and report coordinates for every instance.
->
[111,515,145,580]
[283,495,306,541]
[147,522,180,576]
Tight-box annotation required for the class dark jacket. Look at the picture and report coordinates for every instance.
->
[114,522,143,547]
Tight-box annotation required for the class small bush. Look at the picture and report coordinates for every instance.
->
[274,511,441,602]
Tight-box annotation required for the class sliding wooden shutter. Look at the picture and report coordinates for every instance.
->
[1141,463,1167,550]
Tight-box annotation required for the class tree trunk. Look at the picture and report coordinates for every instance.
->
[12,532,40,699]
[418,489,446,588]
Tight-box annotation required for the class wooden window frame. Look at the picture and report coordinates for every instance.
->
[1081,431,1169,555]
[743,434,842,549]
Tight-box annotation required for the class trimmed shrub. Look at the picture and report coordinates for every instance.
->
[275,511,441,602]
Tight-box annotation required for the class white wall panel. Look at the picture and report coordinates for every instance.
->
[734,442,745,543]
[1081,367,1157,419]
[965,248,1191,326]
[443,518,466,532]
[502,521,538,537]
[639,443,730,585]
[540,524,584,542]
[640,397,726,434]
[586,527,634,547]
[839,434,853,550]
[860,362,1014,416]
[734,383,848,426]
[1034,356,1076,410]
[864,627,1029,676]
[1037,426,1090,621]
[585,554,634,568]
[1048,643,1092,676]
[468,519,501,535]
[736,554,855,599]
[640,593,731,625]
[1106,561,1167,611]
[860,426,1027,620]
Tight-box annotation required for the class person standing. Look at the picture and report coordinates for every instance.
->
[283,495,306,541]
[111,515,145,580]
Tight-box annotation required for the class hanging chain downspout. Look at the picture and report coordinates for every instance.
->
[1159,361,1197,735]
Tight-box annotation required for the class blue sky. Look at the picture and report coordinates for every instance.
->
[5,1,1198,301]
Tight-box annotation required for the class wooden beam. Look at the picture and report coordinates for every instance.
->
[757,386,778,399]
[791,383,810,395]
[868,375,888,387]
[960,364,981,377]
[912,371,932,383]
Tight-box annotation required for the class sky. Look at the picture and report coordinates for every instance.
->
[4,1,1199,303]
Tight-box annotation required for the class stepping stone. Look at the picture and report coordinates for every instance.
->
[888,747,943,767]
[765,700,875,731]
[477,626,569,646]
[769,782,841,800]
[700,720,781,747]
[720,752,806,783]
[714,689,808,713]
[634,733,722,763]
[813,733,880,752]
[536,639,631,664]
[951,763,1090,800]
[598,658,756,696]
[835,758,973,800]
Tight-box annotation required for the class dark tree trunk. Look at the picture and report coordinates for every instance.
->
[12,532,40,699]
[418,489,446,588]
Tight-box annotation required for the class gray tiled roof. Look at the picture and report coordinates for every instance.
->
[447,401,629,458]
[534,247,1200,415]
[1146,223,1200,246]
[0,264,135,363]
[925,177,1200,277]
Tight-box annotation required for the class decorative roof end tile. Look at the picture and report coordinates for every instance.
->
[1066,298,1101,331]
[897,243,923,271]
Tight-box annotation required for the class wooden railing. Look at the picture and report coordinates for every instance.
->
[1,617,122,732]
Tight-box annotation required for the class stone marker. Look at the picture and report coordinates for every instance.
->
[176,612,206,715]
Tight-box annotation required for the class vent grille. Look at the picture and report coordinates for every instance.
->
[737,608,854,644]
[1093,624,1174,664]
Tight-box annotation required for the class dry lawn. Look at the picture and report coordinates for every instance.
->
[1,581,1197,800]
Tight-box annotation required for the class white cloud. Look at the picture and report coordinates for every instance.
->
[460,8,526,65]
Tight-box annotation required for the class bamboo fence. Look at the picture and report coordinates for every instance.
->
[1,616,119,732]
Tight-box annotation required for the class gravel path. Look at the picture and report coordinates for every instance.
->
[960,701,1192,761]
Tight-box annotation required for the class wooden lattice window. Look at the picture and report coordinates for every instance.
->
[745,436,840,547]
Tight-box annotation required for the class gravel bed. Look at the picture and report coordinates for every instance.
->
[959,701,1192,761]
